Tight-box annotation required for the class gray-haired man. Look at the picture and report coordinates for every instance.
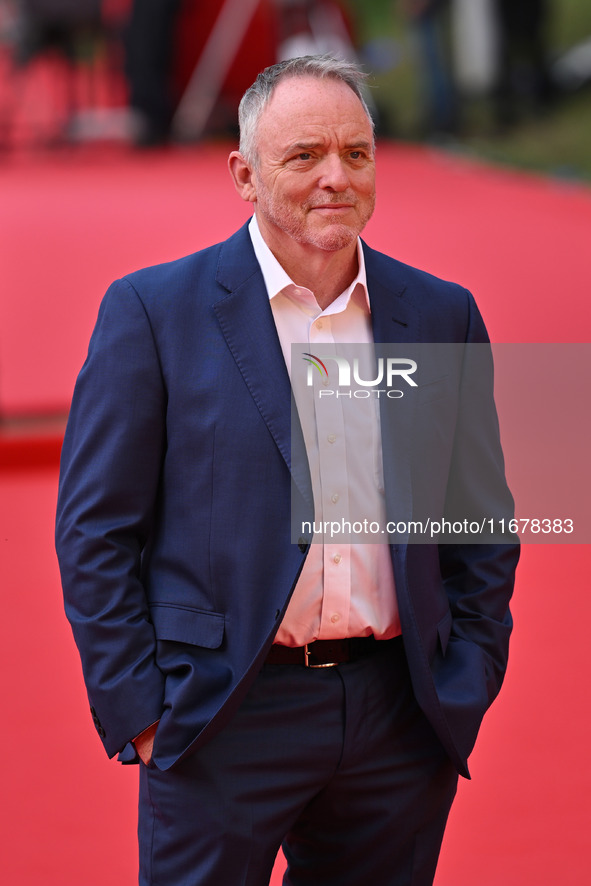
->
[56,56,518,886]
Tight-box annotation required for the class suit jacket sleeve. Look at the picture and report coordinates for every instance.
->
[56,278,167,758]
[434,291,519,768]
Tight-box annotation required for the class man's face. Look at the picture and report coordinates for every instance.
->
[250,76,376,259]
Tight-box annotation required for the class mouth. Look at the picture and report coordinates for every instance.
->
[310,204,355,214]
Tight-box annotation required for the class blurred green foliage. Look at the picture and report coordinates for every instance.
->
[345,0,591,181]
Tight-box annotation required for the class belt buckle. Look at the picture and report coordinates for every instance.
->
[304,643,339,668]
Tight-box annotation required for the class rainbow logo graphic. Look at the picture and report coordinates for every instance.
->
[302,352,329,380]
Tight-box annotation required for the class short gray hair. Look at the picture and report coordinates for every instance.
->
[238,55,374,166]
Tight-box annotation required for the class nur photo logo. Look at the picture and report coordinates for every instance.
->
[302,352,418,399]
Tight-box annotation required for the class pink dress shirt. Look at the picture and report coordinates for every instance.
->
[249,215,401,646]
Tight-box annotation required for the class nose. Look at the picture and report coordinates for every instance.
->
[317,153,350,191]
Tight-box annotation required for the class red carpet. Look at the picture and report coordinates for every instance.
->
[1,143,590,884]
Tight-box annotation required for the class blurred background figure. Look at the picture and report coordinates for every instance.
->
[451,0,498,102]
[16,0,103,64]
[400,0,459,137]
[0,0,128,146]
[493,0,554,128]
[124,0,183,147]
[451,0,555,130]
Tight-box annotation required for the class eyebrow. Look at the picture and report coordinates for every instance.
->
[283,140,374,155]
[283,141,323,154]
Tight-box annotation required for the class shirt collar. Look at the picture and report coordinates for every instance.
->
[248,214,370,311]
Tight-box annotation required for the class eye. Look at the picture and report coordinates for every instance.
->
[297,152,312,161]
[349,151,364,160]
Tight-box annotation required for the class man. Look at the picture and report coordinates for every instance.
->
[56,56,519,886]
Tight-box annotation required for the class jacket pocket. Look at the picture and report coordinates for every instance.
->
[149,603,225,648]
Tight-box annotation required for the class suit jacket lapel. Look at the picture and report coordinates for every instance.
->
[363,242,420,345]
[213,224,312,506]
[363,243,422,543]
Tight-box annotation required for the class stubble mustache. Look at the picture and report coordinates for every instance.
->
[306,194,358,210]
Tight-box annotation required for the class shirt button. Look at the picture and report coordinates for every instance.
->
[331,493,339,503]
[327,434,336,444]
[333,553,342,564]
[316,320,324,329]
[331,614,340,624]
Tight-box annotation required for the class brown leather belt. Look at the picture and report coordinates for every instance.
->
[266,635,397,668]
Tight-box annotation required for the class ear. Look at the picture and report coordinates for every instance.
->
[228,151,257,203]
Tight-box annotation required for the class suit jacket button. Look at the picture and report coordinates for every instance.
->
[298,536,309,553]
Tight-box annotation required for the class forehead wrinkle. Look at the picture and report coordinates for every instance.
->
[276,131,374,162]
[284,137,373,152]
[284,140,325,153]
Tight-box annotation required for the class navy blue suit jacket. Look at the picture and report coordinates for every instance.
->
[56,222,519,779]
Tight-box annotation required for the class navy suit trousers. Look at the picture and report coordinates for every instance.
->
[138,638,458,886]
